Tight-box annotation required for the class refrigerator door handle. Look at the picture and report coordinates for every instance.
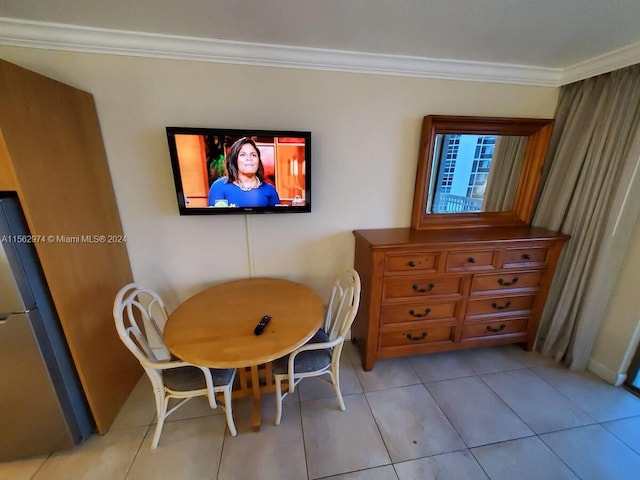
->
[1,311,32,323]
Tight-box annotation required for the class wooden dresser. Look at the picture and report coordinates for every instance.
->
[352,226,568,370]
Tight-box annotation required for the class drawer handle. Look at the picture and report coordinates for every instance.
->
[522,254,532,260]
[497,277,519,286]
[412,283,435,293]
[468,257,476,263]
[406,332,428,341]
[486,324,506,333]
[408,260,416,267]
[491,301,512,310]
[409,308,431,317]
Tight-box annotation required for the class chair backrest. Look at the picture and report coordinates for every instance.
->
[324,269,361,341]
[113,283,171,365]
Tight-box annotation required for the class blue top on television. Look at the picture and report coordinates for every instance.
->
[208,178,280,207]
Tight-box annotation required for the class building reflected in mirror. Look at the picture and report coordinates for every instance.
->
[428,134,527,214]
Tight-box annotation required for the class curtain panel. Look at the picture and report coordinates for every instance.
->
[533,64,640,370]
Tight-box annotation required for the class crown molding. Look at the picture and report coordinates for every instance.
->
[560,41,640,85]
[2,17,635,87]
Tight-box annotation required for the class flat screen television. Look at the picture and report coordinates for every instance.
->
[165,127,311,215]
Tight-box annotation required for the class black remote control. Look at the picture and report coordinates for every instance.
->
[254,315,272,335]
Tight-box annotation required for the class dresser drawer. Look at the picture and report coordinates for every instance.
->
[502,247,548,268]
[466,295,536,320]
[381,301,459,325]
[471,270,542,294]
[379,324,455,348]
[461,318,528,340]
[385,253,439,274]
[446,250,496,272]
[383,275,463,300]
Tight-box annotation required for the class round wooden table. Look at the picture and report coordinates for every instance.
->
[164,277,324,430]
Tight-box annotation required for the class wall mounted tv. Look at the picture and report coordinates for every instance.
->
[166,127,311,215]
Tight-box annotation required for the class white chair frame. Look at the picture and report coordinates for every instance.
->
[274,269,361,425]
[113,283,237,448]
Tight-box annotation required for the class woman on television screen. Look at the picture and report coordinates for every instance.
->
[208,137,280,208]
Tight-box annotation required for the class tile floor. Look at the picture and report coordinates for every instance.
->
[3,343,640,480]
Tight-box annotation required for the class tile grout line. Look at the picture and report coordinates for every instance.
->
[123,423,152,480]
[475,358,591,479]
[297,397,312,480]
[215,419,227,480]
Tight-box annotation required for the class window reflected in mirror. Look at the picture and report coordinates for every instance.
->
[427,134,528,214]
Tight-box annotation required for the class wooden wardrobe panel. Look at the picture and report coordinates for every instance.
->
[0,59,141,434]
[0,131,17,190]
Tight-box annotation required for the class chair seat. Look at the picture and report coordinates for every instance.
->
[272,329,332,375]
[163,366,235,391]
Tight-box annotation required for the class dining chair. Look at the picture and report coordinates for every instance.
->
[272,269,361,425]
[113,283,237,448]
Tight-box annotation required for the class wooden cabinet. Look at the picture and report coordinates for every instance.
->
[352,226,568,370]
[0,60,140,433]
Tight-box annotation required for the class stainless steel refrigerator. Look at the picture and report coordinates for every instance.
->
[0,195,93,460]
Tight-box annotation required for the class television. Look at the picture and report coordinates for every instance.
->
[165,127,311,215]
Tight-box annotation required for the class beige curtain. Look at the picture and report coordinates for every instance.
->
[483,136,528,211]
[533,64,640,370]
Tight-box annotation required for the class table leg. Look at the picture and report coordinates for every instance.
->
[250,365,261,431]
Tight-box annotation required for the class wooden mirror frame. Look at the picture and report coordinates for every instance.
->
[410,115,554,230]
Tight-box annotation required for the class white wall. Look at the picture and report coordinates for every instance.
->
[0,47,559,309]
[589,210,640,385]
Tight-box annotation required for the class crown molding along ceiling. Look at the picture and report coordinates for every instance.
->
[1,17,639,87]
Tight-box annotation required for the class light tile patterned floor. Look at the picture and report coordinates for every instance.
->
[2,344,640,480]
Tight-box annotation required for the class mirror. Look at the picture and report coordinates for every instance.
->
[411,115,554,230]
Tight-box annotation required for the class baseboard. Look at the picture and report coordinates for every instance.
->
[587,358,627,386]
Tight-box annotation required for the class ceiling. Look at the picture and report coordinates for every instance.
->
[1,0,640,86]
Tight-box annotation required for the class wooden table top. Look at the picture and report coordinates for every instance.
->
[164,278,325,368]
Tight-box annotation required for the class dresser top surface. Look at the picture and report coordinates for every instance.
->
[353,226,569,248]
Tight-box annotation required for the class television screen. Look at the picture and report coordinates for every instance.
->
[165,127,311,215]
